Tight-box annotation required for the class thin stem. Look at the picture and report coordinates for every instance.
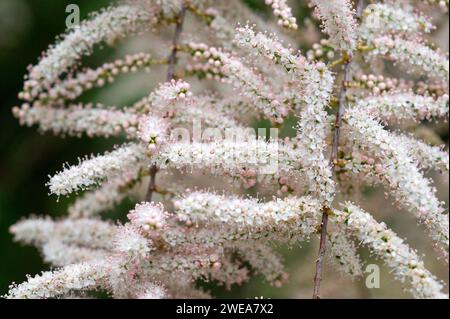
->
[166,5,187,82]
[312,206,331,299]
[312,0,365,299]
[327,56,347,69]
[145,5,187,202]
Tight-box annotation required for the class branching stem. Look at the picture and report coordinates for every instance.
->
[145,5,187,202]
[312,0,366,299]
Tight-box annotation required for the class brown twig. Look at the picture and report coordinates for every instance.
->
[145,5,187,202]
[312,0,366,299]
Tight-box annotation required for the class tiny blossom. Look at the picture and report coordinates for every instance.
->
[134,79,192,114]
[264,0,298,30]
[308,0,358,52]
[333,203,448,299]
[152,79,191,104]
[127,202,168,236]
[138,115,170,153]
[113,224,152,257]
[48,143,147,196]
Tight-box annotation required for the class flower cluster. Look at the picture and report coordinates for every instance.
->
[333,203,447,299]
[370,36,449,82]
[173,192,322,243]
[13,103,139,138]
[155,139,301,186]
[354,92,449,123]
[25,4,156,93]
[127,202,168,235]
[48,143,148,196]
[235,26,335,204]
[138,116,170,153]
[264,0,298,30]
[21,53,154,104]
[6,0,449,299]
[184,41,289,122]
[308,0,358,52]
[361,3,434,40]
[345,107,449,258]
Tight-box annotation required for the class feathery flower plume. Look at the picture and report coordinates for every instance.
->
[184,42,289,122]
[370,36,449,82]
[345,107,449,257]
[21,53,154,103]
[333,203,448,299]
[13,103,139,138]
[235,26,335,204]
[354,92,449,123]
[25,4,156,94]
[393,134,449,172]
[360,3,434,40]
[173,192,322,243]
[155,139,299,182]
[308,0,358,52]
[48,143,148,196]
[41,241,109,267]
[10,217,117,249]
[67,166,143,219]
[327,222,364,278]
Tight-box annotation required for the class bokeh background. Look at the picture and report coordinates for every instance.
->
[0,0,448,298]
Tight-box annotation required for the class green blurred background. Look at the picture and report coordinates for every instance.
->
[0,0,448,298]
[0,0,117,296]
